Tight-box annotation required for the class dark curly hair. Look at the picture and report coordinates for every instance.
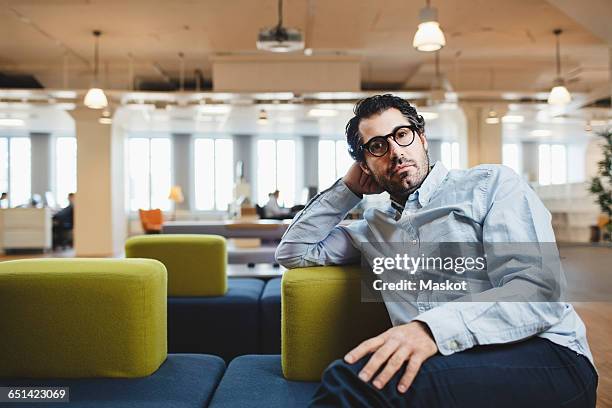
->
[345,94,425,161]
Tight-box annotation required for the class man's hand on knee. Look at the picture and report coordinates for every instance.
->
[344,321,438,394]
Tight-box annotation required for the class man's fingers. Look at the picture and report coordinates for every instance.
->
[397,355,424,393]
[358,340,399,383]
[372,347,410,390]
[359,169,370,188]
[344,336,385,364]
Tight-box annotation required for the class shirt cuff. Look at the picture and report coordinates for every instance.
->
[413,306,477,356]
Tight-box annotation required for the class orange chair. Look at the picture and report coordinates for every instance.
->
[139,209,163,234]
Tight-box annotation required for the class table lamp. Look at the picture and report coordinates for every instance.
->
[168,185,184,220]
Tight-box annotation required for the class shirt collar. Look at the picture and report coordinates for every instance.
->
[414,161,448,207]
[389,161,448,214]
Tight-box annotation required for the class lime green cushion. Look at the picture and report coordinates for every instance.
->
[0,258,167,378]
[125,234,227,297]
[281,266,391,381]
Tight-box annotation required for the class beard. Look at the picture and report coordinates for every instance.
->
[369,148,430,201]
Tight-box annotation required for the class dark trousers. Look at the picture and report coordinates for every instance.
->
[310,337,597,408]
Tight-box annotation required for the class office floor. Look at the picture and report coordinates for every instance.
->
[1,244,610,406]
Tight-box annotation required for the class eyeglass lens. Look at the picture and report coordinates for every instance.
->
[367,127,415,156]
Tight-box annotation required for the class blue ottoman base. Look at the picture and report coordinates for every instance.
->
[209,355,319,408]
[260,277,282,354]
[0,354,225,408]
[168,278,264,361]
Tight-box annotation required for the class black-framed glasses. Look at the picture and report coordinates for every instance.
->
[360,126,417,157]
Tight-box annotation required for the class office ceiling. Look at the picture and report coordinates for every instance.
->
[0,0,610,96]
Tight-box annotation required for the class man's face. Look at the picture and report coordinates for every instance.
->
[358,108,430,200]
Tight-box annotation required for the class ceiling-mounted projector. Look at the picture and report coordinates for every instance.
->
[256,0,304,53]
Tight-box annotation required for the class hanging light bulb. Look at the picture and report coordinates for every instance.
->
[98,108,112,125]
[547,29,571,106]
[257,109,269,125]
[485,108,500,124]
[413,0,446,52]
[84,30,108,109]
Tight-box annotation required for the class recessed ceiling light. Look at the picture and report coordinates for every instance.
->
[551,116,566,124]
[502,115,524,124]
[0,118,25,127]
[198,105,231,115]
[589,119,607,127]
[308,108,338,118]
[530,129,552,137]
[420,111,439,120]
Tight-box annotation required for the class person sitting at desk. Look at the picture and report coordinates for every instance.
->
[264,190,306,220]
[264,190,290,219]
[52,193,75,249]
[0,192,7,209]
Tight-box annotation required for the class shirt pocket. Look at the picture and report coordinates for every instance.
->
[419,212,479,242]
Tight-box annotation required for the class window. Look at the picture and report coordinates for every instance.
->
[55,137,77,207]
[502,144,520,175]
[194,138,234,211]
[441,142,460,169]
[257,139,295,206]
[0,138,7,203]
[128,137,172,211]
[538,144,567,185]
[0,137,31,207]
[318,140,353,189]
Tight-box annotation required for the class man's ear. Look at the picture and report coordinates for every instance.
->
[419,132,428,151]
[359,161,371,175]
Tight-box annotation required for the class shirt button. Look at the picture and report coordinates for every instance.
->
[449,340,460,350]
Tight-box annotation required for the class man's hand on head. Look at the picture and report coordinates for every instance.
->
[344,321,438,393]
[343,162,384,197]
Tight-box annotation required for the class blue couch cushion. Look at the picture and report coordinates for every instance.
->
[260,277,282,354]
[0,354,225,408]
[168,278,264,362]
[209,355,319,408]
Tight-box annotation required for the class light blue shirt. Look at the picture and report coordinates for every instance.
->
[276,162,594,365]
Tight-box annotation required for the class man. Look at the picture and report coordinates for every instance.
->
[264,190,290,218]
[52,193,75,249]
[0,192,7,208]
[275,95,597,407]
[264,190,306,219]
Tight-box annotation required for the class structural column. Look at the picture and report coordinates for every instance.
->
[29,132,53,199]
[461,104,505,167]
[171,133,192,212]
[521,141,539,183]
[302,135,319,190]
[70,108,126,256]
[427,139,442,164]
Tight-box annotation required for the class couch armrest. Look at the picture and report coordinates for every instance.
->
[281,266,390,381]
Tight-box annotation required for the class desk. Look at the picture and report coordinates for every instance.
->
[163,220,291,265]
[0,208,52,252]
[162,220,291,240]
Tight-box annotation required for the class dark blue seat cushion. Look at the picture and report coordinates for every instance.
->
[0,354,225,408]
[260,278,282,354]
[168,278,264,362]
[209,355,319,408]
